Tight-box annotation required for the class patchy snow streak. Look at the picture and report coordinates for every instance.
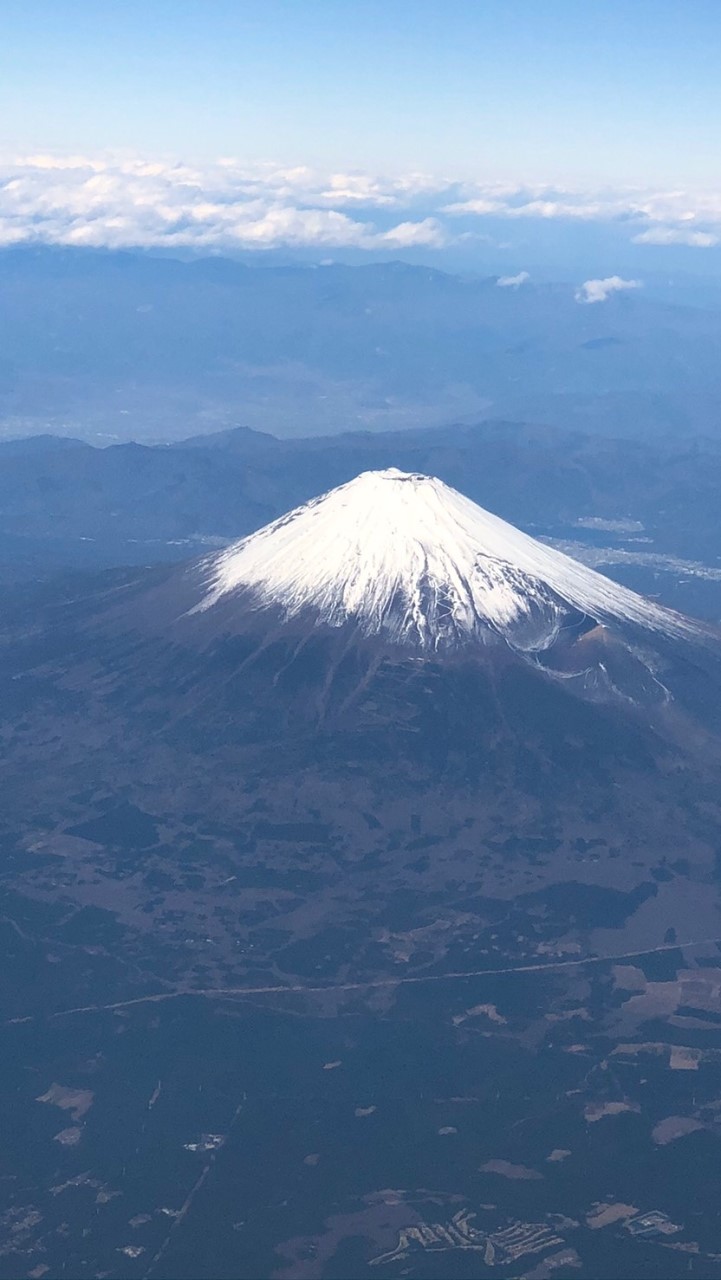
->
[194,469,703,651]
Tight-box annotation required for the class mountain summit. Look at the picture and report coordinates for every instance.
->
[191,468,700,653]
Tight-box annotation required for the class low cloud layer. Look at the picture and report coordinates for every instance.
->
[0,156,448,252]
[575,276,641,304]
[0,155,720,256]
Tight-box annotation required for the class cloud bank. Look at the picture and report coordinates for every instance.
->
[0,156,448,252]
[0,155,720,256]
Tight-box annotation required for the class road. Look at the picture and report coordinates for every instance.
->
[7,934,720,1026]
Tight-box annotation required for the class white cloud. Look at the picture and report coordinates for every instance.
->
[380,217,446,248]
[632,226,720,248]
[444,191,617,221]
[442,197,505,216]
[444,183,721,244]
[0,155,720,256]
[0,157,448,252]
[497,271,530,287]
[575,276,642,304]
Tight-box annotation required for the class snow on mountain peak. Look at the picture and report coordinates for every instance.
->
[192,468,701,651]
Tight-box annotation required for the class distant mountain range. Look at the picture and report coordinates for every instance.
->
[2,247,721,442]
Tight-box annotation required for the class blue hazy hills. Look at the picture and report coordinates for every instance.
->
[1,247,721,443]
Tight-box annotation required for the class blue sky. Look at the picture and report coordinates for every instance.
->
[1,1,721,271]
[2,0,721,185]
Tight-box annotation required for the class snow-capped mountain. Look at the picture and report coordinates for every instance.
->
[190,468,703,654]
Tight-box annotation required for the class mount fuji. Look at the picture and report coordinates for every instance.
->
[2,465,721,1027]
[89,467,712,730]
[188,468,704,653]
